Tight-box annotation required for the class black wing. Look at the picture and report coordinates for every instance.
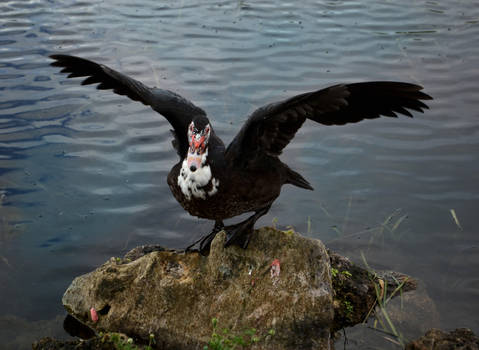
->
[226,82,432,161]
[49,54,206,157]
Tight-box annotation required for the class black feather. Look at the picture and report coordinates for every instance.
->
[226,81,432,162]
[49,54,207,158]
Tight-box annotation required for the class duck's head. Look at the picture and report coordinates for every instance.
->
[187,116,211,172]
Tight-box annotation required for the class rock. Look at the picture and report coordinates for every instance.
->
[373,280,441,340]
[59,227,421,349]
[62,227,334,350]
[32,336,107,350]
[332,279,441,349]
[406,328,479,350]
[329,251,416,331]
[33,333,137,350]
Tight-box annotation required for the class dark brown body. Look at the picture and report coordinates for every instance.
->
[167,151,286,221]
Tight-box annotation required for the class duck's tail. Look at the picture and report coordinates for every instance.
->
[285,166,314,190]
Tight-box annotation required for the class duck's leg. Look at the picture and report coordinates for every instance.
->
[185,220,224,254]
[224,205,272,249]
[198,220,225,254]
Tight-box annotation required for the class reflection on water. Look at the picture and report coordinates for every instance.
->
[1,0,479,348]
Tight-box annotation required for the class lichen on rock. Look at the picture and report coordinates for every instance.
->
[62,227,334,349]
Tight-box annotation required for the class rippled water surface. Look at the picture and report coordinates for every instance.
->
[1,0,478,348]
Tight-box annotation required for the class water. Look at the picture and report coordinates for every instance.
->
[1,0,478,348]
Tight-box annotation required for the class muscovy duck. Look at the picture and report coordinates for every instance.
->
[49,54,432,253]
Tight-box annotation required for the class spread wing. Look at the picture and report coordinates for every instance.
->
[226,82,432,161]
[49,54,206,158]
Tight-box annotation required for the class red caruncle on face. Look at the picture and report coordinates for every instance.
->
[188,124,210,155]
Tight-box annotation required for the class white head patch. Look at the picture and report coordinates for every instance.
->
[177,148,219,200]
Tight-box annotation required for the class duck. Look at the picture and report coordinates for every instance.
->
[49,54,432,254]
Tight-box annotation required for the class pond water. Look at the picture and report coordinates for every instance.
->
[1,0,478,348]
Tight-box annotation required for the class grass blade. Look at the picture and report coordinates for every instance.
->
[450,209,463,231]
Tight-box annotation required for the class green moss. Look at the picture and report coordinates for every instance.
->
[331,268,351,281]
[343,300,354,321]
[203,318,275,350]
[98,332,156,350]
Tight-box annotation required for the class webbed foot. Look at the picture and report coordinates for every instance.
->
[224,205,272,249]
[224,220,255,249]
[185,220,224,255]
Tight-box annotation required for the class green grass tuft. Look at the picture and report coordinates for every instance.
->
[203,318,275,350]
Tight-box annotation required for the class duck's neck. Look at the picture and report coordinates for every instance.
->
[177,148,220,200]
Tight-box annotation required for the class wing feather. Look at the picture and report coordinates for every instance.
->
[226,82,432,161]
[49,54,206,157]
